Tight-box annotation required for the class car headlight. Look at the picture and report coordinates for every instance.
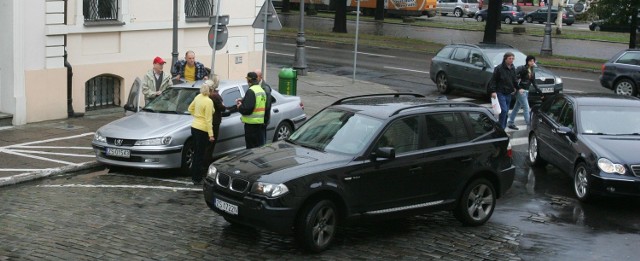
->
[597,158,626,175]
[252,182,289,197]
[94,132,106,143]
[555,76,563,84]
[206,165,218,179]
[134,136,172,146]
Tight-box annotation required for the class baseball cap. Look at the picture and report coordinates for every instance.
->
[246,72,258,80]
[153,56,166,64]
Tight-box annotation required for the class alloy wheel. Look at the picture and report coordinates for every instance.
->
[574,165,589,199]
[465,183,494,222]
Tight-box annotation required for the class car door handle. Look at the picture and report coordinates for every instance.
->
[409,166,422,172]
[273,108,279,113]
[460,157,473,163]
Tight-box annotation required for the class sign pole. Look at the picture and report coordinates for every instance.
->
[261,0,270,81]
[210,0,222,78]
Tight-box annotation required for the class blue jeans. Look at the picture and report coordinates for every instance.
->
[497,92,512,129]
[508,90,530,126]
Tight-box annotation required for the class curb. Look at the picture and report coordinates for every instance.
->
[0,161,104,188]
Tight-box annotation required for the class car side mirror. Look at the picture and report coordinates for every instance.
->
[371,147,395,161]
[123,104,139,112]
[556,126,577,140]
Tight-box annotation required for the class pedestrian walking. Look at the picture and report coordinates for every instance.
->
[188,82,214,185]
[236,72,267,149]
[489,52,518,129]
[141,56,172,104]
[204,76,226,165]
[172,50,209,82]
[508,55,539,130]
[254,69,272,143]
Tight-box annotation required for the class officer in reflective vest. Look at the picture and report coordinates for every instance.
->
[236,72,267,149]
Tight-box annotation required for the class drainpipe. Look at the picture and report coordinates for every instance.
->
[63,2,82,118]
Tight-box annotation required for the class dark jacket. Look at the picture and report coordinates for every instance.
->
[171,60,208,81]
[209,92,225,125]
[262,82,272,125]
[488,62,518,94]
[516,65,539,92]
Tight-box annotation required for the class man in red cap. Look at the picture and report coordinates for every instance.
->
[142,56,172,104]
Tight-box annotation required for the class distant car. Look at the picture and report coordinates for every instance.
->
[437,0,480,18]
[204,93,515,252]
[565,0,590,14]
[600,49,640,96]
[525,7,575,26]
[92,79,307,175]
[474,5,525,24]
[429,43,563,106]
[589,18,640,32]
[528,93,640,202]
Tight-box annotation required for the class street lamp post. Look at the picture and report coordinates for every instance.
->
[171,0,179,68]
[540,0,553,56]
[293,0,308,76]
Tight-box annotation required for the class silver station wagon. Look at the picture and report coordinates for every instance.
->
[91,78,307,174]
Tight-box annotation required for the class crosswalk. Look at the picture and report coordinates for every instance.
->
[449,97,529,148]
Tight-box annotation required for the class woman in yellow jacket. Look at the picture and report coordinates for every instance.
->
[188,80,215,185]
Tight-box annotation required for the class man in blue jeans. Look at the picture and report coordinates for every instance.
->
[488,52,518,129]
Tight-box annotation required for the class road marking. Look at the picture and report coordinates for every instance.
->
[384,66,429,74]
[280,43,321,49]
[563,89,584,93]
[2,149,80,165]
[358,51,396,58]
[561,76,595,82]
[39,184,202,191]
[9,149,94,158]
[0,133,95,171]
[107,173,193,185]
[268,51,294,57]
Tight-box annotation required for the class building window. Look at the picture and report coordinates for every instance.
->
[86,75,121,111]
[185,0,212,19]
[84,0,119,22]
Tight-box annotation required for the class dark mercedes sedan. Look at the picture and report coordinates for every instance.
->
[528,94,640,202]
[600,49,640,96]
[203,93,515,252]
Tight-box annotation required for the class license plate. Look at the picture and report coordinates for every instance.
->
[541,87,554,93]
[215,198,238,215]
[106,148,131,158]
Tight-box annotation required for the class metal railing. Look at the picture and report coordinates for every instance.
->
[83,0,119,21]
[185,0,212,18]
[85,76,121,111]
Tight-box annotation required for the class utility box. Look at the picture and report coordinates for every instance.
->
[278,68,297,95]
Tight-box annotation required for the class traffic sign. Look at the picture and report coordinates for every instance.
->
[208,25,228,50]
[252,0,282,30]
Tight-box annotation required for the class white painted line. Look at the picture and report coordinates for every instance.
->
[8,149,95,158]
[561,76,595,82]
[267,51,294,57]
[562,89,584,93]
[279,43,321,49]
[2,132,94,149]
[2,149,79,165]
[384,66,429,74]
[39,184,202,191]
[509,137,529,146]
[357,51,395,58]
[11,146,93,150]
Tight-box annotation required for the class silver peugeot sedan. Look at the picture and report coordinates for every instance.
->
[91,78,307,174]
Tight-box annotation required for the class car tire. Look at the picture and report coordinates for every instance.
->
[295,200,338,253]
[454,8,463,17]
[594,25,601,31]
[614,78,637,96]
[518,21,524,24]
[573,162,593,202]
[528,134,547,167]
[505,17,512,24]
[526,16,533,23]
[273,121,293,142]
[453,178,496,226]
[566,23,573,26]
[436,72,452,94]
[441,12,448,16]
[476,15,484,22]
[180,139,194,176]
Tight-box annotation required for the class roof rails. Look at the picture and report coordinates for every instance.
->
[389,101,483,117]
[331,93,425,105]
[455,43,514,49]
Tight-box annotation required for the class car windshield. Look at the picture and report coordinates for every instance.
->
[484,50,528,67]
[144,88,198,115]
[580,106,640,135]
[288,108,383,154]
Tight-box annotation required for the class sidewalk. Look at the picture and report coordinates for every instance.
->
[0,67,393,187]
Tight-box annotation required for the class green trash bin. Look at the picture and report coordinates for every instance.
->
[278,68,297,95]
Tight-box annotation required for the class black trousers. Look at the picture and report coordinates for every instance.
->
[190,127,209,183]
[244,123,265,149]
[205,123,220,166]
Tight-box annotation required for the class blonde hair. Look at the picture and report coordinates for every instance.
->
[199,82,211,96]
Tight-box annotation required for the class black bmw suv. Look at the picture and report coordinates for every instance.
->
[203,93,515,252]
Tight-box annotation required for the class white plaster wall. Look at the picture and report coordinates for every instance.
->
[24,1,47,71]
[0,0,14,114]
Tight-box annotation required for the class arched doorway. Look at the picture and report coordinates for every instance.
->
[85,75,121,111]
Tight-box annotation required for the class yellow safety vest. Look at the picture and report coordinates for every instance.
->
[240,85,266,124]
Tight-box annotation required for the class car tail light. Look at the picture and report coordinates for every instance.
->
[512,11,516,16]
[562,13,567,19]
[601,64,606,76]
[299,102,304,110]
[506,141,513,158]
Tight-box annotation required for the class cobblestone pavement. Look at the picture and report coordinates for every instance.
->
[0,169,522,260]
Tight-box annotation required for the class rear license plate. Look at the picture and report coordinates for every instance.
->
[106,148,131,158]
[541,87,554,93]
[215,198,238,215]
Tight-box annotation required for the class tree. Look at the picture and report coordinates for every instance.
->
[482,0,502,43]
[282,0,290,13]
[334,0,348,33]
[590,0,640,48]
[375,0,385,20]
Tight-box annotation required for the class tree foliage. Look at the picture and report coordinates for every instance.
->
[589,0,640,48]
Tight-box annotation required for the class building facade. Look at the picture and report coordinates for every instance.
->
[0,0,266,125]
